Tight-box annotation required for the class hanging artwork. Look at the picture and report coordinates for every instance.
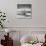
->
[16,0,32,19]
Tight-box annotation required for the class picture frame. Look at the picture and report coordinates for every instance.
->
[16,0,32,19]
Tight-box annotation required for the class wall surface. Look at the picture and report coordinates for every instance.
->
[0,0,46,27]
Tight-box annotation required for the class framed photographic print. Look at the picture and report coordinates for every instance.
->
[16,0,32,19]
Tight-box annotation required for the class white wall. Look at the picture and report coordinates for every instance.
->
[0,0,46,31]
[0,0,46,29]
